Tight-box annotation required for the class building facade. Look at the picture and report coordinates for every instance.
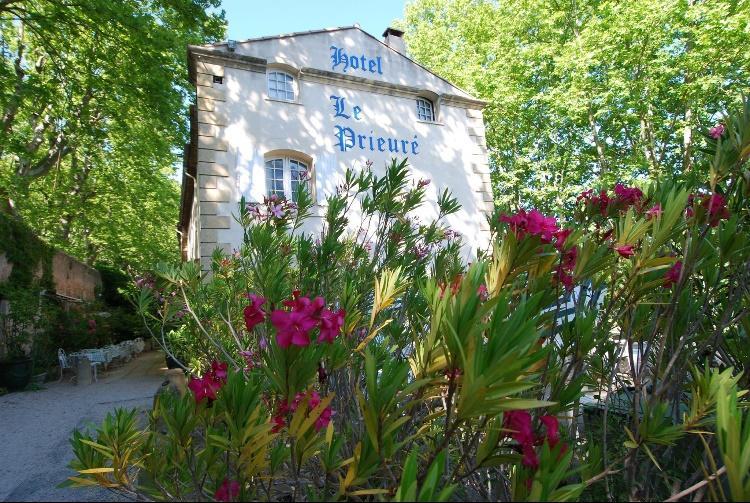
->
[179,26,493,270]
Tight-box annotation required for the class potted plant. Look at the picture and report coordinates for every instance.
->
[0,318,33,391]
[0,291,37,391]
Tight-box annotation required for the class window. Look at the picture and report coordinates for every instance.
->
[265,157,309,201]
[212,75,223,84]
[267,71,295,101]
[416,97,435,122]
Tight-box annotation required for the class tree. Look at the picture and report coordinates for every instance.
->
[0,0,225,269]
[399,0,750,214]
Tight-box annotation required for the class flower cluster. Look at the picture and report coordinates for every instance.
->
[187,361,228,403]
[578,183,644,216]
[245,194,299,222]
[272,390,334,433]
[503,410,564,473]
[268,291,346,348]
[701,193,731,227]
[243,294,266,332]
[500,209,559,243]
[663,260,682,288]
[499,209,577,291]
[709,123,725,139]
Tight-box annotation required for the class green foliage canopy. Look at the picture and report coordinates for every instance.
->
[400,0,750,214]
[0,0,225,269]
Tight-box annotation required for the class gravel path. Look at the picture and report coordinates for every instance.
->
[0,350,167,502]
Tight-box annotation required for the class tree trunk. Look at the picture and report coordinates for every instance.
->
[683,108,693,172]
[588,106,608,174]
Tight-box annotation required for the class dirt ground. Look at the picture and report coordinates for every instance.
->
[0,350,167,501]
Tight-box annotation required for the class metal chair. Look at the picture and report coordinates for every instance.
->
[58,348,75,382]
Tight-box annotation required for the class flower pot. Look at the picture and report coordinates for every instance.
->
[0,358,33,391]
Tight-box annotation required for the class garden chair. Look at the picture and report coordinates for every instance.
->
[58,348,76,382]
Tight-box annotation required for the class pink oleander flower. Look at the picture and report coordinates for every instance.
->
[614,244,635,258]
[554,265,574,291]
[709,123,725,139]
[243,294,266,332]
[271,414,285,433]
[614,183,644,207]
[554,228,573,251]
[539,415,560,448]
[283,293,325,319]
[646,204,662,220]
[315,406,334,432]
[206,360,228,384]
[664,260,683,288]
[215,478,240,502]
[417,178,431,188]
[701,193,730,227]
[270,203,285,218]
[521,443,540,470]
[500,209,558,243]
[318,308,345,343]
[187,375,220,403]
[270,309,317,348]
[504,410,535,446]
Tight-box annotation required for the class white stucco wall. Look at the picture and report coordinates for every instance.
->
[187,27,493,270]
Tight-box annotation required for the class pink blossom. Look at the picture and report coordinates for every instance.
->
[521,443,540,469]
[709,124,725,139]
[215,479,240,502]
[270,203,285,218]
[701,193,730,227]
[417,178,431,189]
[243,294,266,332]
[504,410,535,446]
[187,376,220,403]
[614,245,635,258]
[614,183,644,206]
[318,308,345,343]
[270,309,317,348]
[554,228,573,251]
[271,414,285,433]
[645,204,662,220]
[315,407,334,432]
[539,415,560,448]
[207,361,228,384]
[500,208,558,242]
[664,260,683,288]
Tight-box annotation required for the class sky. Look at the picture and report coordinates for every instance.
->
[217,0,409,41]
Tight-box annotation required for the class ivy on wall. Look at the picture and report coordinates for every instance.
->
[0,212,54,294]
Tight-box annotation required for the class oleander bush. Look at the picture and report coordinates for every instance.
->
[64,98,750,502]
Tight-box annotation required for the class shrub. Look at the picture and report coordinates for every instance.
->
[64,99,750,501]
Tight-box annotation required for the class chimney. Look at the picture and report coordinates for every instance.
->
[382,27,406,55]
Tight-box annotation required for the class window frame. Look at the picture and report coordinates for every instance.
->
[264,156,310,201]
[266,70,296,102]
[416,97,436,122]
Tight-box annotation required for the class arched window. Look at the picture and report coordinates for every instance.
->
[416,97,435,122]
[264,156,310,202]
[267,71,295,101]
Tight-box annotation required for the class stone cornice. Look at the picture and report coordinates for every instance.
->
[187,46,487,110]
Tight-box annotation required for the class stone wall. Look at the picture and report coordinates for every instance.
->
[51,252,101,301]
[0,251,100,301]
